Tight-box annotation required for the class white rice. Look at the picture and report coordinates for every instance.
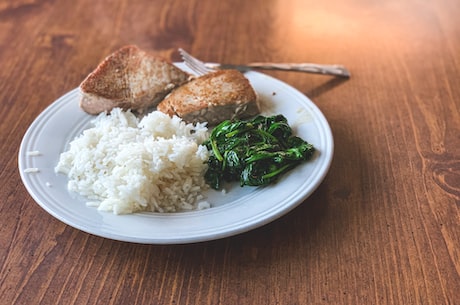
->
[26,150,41,156]
[55,108,210,214]
[24,168,39,173]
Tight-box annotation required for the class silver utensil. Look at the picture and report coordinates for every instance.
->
[178,48,350,78]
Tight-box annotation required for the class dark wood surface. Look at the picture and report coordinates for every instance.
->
[1,0,459,304]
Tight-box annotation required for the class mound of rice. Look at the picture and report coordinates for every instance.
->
[55,108,210,214]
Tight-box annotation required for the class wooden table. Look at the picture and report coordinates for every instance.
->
[1,0,459,304]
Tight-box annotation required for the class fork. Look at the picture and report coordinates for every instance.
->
[178,48,350,78]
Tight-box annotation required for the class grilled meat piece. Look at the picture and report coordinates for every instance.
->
[157,69,259,125]
[79,45,190,114]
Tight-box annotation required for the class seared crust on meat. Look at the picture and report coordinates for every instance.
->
[79,45,190,114]
[157,70,259,124]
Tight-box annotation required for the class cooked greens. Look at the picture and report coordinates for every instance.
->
[203,115,315,189]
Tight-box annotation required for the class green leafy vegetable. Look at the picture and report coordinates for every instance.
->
[203,115,315,189]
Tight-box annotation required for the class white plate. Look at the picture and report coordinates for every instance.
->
[18,64,333,244]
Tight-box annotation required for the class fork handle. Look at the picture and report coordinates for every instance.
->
[220,62,350,78]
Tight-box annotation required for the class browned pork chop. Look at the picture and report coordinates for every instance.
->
[157,69,259,125]
[79,45,190,114]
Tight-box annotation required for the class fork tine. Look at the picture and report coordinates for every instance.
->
[179,48,208,75]
[178,48,214,75]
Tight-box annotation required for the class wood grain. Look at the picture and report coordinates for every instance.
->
[1,0,459,304]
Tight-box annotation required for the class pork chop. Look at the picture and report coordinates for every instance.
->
[157,69,259,125]
[79,45,190,114]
